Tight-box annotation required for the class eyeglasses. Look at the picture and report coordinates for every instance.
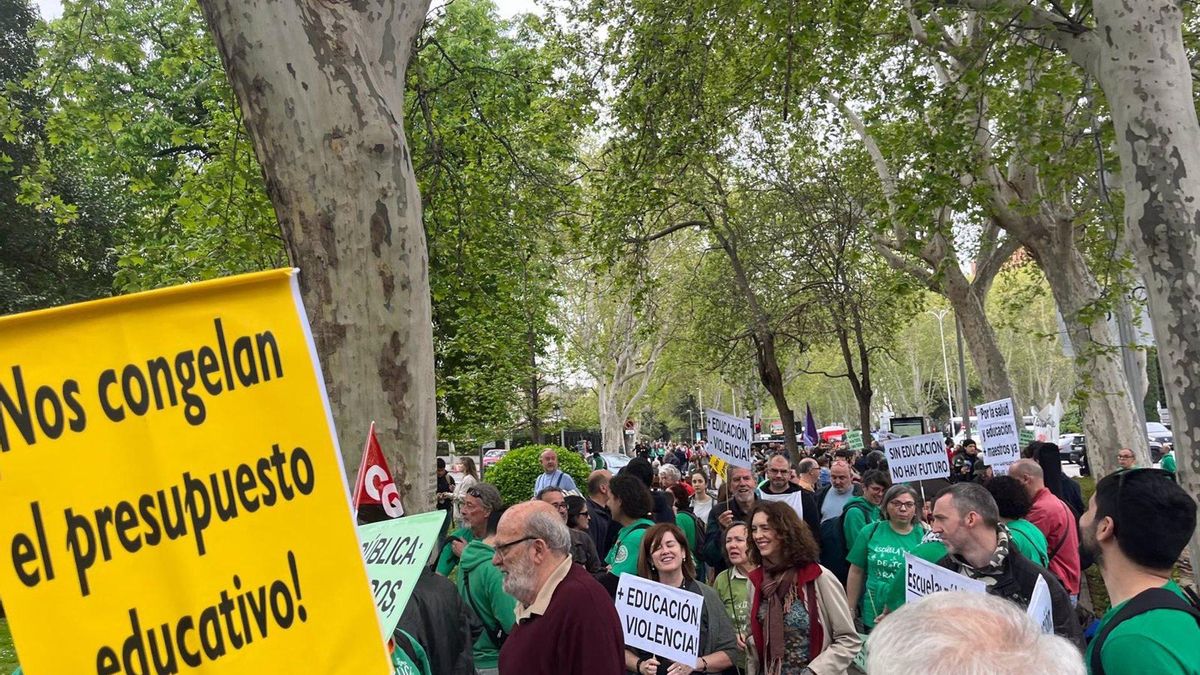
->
[1117,453,1134,459]
[890,501,917,510]
[580,511,591,518]
[493,536,537,556]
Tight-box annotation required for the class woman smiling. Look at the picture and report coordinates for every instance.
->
[625,524,739,675]
[747,502,861,675]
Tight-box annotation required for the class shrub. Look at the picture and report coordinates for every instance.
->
[488,445,590,506]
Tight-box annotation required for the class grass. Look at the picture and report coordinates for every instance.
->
[0,618,18,674]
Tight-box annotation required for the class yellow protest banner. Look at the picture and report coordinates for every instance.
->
[709,454,729,478]
[0,269,389,674]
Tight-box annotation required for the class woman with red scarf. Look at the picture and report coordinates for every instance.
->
[747,501,861,675]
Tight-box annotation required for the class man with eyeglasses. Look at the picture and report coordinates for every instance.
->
[437,482,503,577]
[1081,468,1199,675]
[930,482,1082,644]
[495,501,624,674]
[1116,448,1136,471]
[538,486,601,572]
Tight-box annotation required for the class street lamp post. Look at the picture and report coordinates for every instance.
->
[927,309,956,425]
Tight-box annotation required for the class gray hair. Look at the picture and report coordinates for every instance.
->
[937,482,1000,528]
[659,465,681,484]
[867,591,1083,675]
[524,508,571,554]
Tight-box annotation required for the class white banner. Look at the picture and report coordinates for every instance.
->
[904,553,988,603]
[705,408,752,469]
[976,398,1021,467]
[883,432,951,483]
[759,490,804,521]
[616,574,703,665]
[1027,575,1054,634]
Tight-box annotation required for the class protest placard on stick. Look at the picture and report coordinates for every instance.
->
[616,574,702,666]
[883,432,951,484]
[704,409,752,469]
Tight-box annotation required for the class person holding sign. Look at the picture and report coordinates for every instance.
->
[846,485,928,632]
[625,524,739,675]
[929,483,1082,645]
[747,502,862,675]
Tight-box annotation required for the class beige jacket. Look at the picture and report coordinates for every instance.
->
[746,565,863,675]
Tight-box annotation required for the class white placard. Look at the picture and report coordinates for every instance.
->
[616,574,703,665]
[1027,575,1054,634]
[883,432,951,483]
[904,553,988,602]
[705,408,752,469]
[976,398,1021,467]
[759,490,804,520]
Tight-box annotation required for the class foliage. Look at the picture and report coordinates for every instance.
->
[0,0,122,313]
[0,618,15,674]
[485,444,589,506]
[12,0,286,290]
[407,0,591,442]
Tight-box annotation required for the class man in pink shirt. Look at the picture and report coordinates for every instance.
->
[1010,459,1080,600]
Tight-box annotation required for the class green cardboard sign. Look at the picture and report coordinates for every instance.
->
[1019,428,1035,447]
[358,510,446,639]
[847,430,865,451]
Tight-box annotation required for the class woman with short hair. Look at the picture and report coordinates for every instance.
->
[747,501,861,674]
[846,484,926,632]
[712,521,756,673]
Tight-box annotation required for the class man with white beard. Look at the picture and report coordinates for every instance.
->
[494,501,624,674]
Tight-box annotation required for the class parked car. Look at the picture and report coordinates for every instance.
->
[1057,434,1087,464]
[481,448,510,474]
[1147,421,1173,446]
[599,452,631,474]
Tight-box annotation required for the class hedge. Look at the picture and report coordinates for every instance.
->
[488,445,590,506]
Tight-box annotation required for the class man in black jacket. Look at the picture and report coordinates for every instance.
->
[930,482,1082,646]
[397,538,483,674]
[585,469,614,559]
[700,465,760,573]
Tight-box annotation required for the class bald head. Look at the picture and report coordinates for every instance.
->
[1009,459,1042,481]
[1008,459,1044,497]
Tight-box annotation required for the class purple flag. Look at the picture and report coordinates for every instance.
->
[804,404,819,447]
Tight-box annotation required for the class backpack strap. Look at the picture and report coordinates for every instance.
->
[462,567,508,649]
[1089,587,1200,675]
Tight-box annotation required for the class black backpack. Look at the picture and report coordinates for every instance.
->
[1089,586,1200,675]
[819,501,873,585]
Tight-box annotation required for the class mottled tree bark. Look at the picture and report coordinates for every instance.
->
[197,0,437,511]
[1096,0,1200,583]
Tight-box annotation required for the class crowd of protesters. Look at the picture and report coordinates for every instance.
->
[385,434,1198,675]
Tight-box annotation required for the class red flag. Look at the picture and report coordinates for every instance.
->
[351,422,404,517]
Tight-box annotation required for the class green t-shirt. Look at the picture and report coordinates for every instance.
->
[883,539,947,613]
[1006,519,1049,568]
[847,521,926,629]
[842,498,881,555]
[711,568,751,670]
[1086,580,1200,675]
[606,518,654,576]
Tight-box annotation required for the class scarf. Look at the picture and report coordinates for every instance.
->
[953,525,1012,583]
[750,562,824,675]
